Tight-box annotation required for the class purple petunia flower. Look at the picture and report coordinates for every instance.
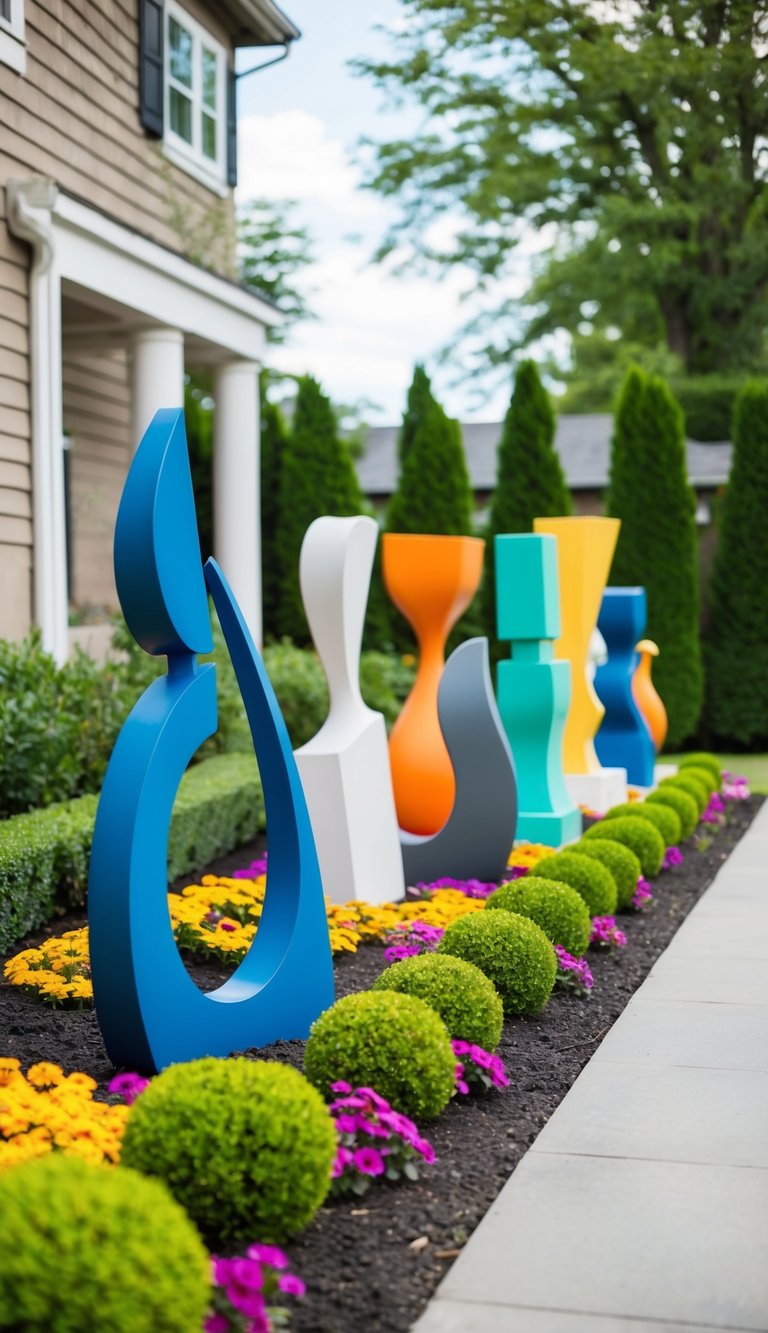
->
[277,1273,306,1298]
[662,846,684,870]
[204,1315,230,1333]
[352,1146,387,1176]
[107,1071,150,1105]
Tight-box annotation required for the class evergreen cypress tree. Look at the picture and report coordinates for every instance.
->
[705,381,768,747]
[398,364,435,469]
[260,391,289,640]
[275,375,366,644]
[386,398,473,536]
[606,367,703,749]
[483,360,572,648]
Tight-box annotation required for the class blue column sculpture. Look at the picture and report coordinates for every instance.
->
[594,586,656,787]
[495,534,582,847]
[88,408,334,1073]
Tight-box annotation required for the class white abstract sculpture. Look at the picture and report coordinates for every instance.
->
[294,516,405,906]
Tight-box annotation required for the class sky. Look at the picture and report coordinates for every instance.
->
[235,0,517,425]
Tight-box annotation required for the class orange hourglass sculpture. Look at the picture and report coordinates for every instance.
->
[383,533,485,835]
[632,638,668,751]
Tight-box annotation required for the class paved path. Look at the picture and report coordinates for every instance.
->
[414,802,768,1333]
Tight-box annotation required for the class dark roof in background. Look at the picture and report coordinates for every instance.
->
[356,414,733,497]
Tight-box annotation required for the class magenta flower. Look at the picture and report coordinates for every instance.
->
[331,1146,354,1178]
[330,1080,352,1094]
[245,1244,289,1270]
[204,1315,230,1333]
[233,855,268,878]
[226,1289,267,1320]
[277,1273,306,1298]
[554,945,594,992]
[632,877,654,910]
[452,1039,470,1056]
[662,846,684,870]
[590,916,627,950]
[107,1072,150,1105]
[228,1258,263,1291]
[353,1147,386,1176]
[334,1113,359,1135]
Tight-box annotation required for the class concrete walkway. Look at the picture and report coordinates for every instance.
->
[414,802,768,1333]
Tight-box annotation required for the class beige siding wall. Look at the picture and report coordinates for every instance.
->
[0,181,32,640]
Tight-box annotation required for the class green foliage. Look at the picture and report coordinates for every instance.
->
[0,1155,210,1332]
[275,375,367,644]
[573,839,641,912]
[532,851,617,917]
[0,754,265,956]
[261,641,414,747]
[438,911,556,1017]
[485,875,591,958]
[371,953,503,1051]
[678,753,722,788]
[646,785,699,839]
[603,801,681,848]
[386,387,473,539]
[673,375,745,442]
[659,773,709,816]
[238,198,316,342]
[398,363,434,469]
[672,765,717,796]
[261,395,290,639]
[483,361,572,647]
[121,1058,335,1249]
[304,990,456,1119]
[582,816,665,878]
[356,4,768,377]
[606,368,703,749]
[706,381,768,748]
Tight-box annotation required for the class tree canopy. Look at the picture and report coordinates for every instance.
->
[355,1,768,377]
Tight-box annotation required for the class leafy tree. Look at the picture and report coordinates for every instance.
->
[484,360,572,648]
[261,392,289,639]
[238,198,315,343]
[275,376,367,644]
[606,367,703,749]
[356,2,768,377]
[705,381,768,747]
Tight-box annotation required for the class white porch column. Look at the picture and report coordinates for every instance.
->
[6,179,69,663]
[131,327,184,447]
[213,359,262,647]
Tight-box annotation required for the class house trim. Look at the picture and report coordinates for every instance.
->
[0,0,26,75]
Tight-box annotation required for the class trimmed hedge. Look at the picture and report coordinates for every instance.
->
[582,815,665,877]
[0,753,265,955]
[573,838,641,911]
[659,773,709,815]
[603,801,681,847]
[371,953,504,1051]
[531,851,618,917]
[646,785,699,839]
[485,876,592,958]
[678,753,722,789]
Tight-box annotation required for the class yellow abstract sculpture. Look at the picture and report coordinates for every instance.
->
[632,639,668,752]
[533,516,620,774]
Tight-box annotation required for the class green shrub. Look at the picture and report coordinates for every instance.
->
[672,765,717,796]
[0,754,265,957]
[582,816,665,877]
[371,953,503,1050]
[603,801,681,847]
[0,1155,210,1332]
[531,851,618,917]
[646,785,699,839]
[672,374,743,442]
[659,773,708,815]
[573,839,641,911]
[359,651,416,728]
[304,990,456,1119]
[678,753,722,788]
[485,875,591,958]
[437,911,556,1016]
[121,1058,335,1249]
[262,641,415,746]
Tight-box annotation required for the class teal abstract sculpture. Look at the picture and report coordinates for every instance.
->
[594,587,656,786]
[495,534,582,847]
[88,408,334,1073]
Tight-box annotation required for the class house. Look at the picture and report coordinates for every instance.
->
[1,0,299,660]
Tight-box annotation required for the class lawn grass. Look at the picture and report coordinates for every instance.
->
[665,753,768,795]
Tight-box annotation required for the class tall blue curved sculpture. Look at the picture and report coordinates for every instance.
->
[399,637,517,885]
[594,587,656,787]
[88,409,334,1073]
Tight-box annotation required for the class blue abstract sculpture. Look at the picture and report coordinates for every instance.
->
[495,534,582,847]
[399,637,517,885]
[594,587,656,787]
[88,409,334,1073]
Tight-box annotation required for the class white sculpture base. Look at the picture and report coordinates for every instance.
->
[296,713,405,907]
[565,768,627,815]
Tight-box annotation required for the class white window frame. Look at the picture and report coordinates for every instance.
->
[0,0,26,75]
[163,1,227,195]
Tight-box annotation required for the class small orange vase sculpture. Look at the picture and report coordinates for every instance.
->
[383,533,485,835]
[632,638,668,752]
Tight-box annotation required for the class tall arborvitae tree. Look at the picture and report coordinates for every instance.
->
[387,397,473,537]
[705,381,768,748]
[275,375,366,644]
[398,364,435,469]
[607,367,703,750]
[260,391,289,639]
[483,360,572,649]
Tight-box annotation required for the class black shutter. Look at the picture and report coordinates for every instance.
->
[227,66,238,187]
[139,0,164,138]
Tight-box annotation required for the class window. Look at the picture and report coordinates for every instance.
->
[164,2,226,191]
[0,0,26,75]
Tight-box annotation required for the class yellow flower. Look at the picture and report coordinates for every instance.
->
[26,1063,64,1089]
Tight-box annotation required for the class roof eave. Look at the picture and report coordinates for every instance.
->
[226,0,301,46]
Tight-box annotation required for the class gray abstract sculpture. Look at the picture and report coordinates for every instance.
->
[400,637,518,885]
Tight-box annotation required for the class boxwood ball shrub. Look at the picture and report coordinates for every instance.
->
[0,1155,210,1333]
[678,752,722,789]
[603,800,682,847]
[437,911,556,1016]
[485,875,591,958]
[673,765,717,796]
[531,851,617,917]
[659,773,709,815]
[120,1058,336,1249]
[304,990,456,1119]
[370,953,503,1051]
[582,816,665,877]
[646,785,699,839]
[573,839,642,912]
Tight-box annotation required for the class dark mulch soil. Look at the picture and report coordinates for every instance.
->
[1,797,762,1333]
